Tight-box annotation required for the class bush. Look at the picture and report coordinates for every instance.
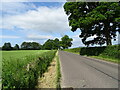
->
[99,45,120,59]
[80,45,120,60]
[80,46,106,56]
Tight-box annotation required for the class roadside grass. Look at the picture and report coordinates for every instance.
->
[36,51,61,88]
[2,50,56,88]
[56,52,61,88]
[37,51,57,88]
[89,56,119,63]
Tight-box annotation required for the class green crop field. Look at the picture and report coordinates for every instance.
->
[1,50,56,88]
[2,50,48,60]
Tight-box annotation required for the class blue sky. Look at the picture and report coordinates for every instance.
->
[0,2,119,48]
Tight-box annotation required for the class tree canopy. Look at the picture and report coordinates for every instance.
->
[2,42,13,50]
[43,39,55,50]
[60,35,73,49]
[13,44,19,50]
[2,35,73,50]
[43,35,73,50]
[21,42,42,50]
[64,2,120,46]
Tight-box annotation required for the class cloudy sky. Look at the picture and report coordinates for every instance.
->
[0,2,119,48]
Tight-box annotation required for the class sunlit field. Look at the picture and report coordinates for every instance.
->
[2,50,56,88]
[2,50,48,60]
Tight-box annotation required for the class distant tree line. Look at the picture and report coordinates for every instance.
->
[1,35,73,50]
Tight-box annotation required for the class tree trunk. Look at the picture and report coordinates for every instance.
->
[106,37,112,46]
[104,22,112,46]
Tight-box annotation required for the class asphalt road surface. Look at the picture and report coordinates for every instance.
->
[58,51,119,88]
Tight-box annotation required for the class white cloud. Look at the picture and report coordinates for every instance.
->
[1,2,37,16]
[73,35,79,38]
[2,6,69,34]
[26,34,54,40]
[86,35,97,41]
[0,35,20,39]
[71,35,85,48]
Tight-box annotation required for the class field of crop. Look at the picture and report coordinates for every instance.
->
[64,48,81,54]
[2,50,56,88]
[2,50,48,60]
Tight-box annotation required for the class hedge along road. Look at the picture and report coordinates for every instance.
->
[58,51,119,88]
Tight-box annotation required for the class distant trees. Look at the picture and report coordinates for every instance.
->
[0,47,2,50]
[54,38,60,49]
[2,35,73,50]
[13,44,19,50]
[43,38,61,50]
[43,39,55,50]
[21,42,42,50]
[60,35,73,49]
[2,43,13,50]
[43,35,73,50]
[2,43,20,50]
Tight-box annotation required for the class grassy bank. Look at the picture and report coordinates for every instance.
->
[2,50,56,88]
[37,51,61,88]
[90,56,119,63]
[64,48,80,54]
[56,53,61,88]
[64,45,120,63]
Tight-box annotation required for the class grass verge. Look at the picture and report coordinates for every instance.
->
[89,56,119,63]
[56,53,61,88]
[36,51,61,88]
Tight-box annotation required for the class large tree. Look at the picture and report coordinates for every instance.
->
[64,2,120,46]
[43,39,55,50]
[43,38,61,50]
[60,35,73,49]
[53,38,60,49]
[2,42,13,50]
[31,42,42,50]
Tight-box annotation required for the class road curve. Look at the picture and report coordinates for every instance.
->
[58,51,119,88]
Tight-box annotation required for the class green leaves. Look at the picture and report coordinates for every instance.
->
[61,35,73,49]
[64,2,120,46]
[115,17,120,22]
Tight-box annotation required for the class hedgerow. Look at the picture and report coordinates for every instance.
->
[99,45,120,60]
[80,45,120,60]
[80,46,106,56]
[64,45,120,62]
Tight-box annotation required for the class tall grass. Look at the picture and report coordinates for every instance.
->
[2,50,56,88]
[56,54,61,88]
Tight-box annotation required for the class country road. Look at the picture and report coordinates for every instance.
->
[58,51,119,88]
